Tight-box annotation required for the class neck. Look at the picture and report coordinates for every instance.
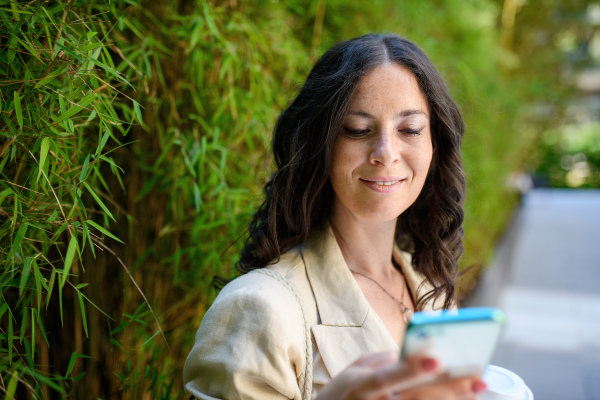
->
[329,203,398,280]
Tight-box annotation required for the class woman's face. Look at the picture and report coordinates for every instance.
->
[330,63,433,223]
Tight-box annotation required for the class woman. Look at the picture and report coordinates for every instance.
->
[183,34,487,399]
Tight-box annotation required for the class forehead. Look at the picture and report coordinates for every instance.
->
[348,63,429,113]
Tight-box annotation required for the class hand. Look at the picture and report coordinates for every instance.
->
[315,351,487,400]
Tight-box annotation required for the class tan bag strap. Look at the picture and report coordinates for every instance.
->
[254,269,313,400]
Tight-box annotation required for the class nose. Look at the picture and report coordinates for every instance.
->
[369,129,400,166]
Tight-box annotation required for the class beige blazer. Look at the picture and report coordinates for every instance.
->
[183,226,442,399]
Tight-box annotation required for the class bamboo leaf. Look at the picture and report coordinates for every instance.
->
[133,100,143,125]
[0,187,13,205]
[0,150,9,174]
[77,291,89,338]
[37,137,50,182]
[53,36,65,59]
[95,125,111,157]
[80,41,101,53]
[32,257,48,292]
[82,220,96,258]
[7,308,13,362]
[6,370,18,399]
[11,222,28,253]
[19,256,33,295]
[52,92,96,124]
[65,352,92,377]
[35,308,50,347]
[13,91,23,130]
[58,278,63,326]
[79,154,91,182]
[32,258,43,309]
[8,3,32,15]
[194,184,201,212]
[83,182,115,221]
[78,290,114,321]
[31,308,36,353]
[86,220,124,244]
[87,46,102,72]
[54,41,83,62]
[51,222,69,242]
[60,234,78,289]
[2,115,17,136]
[12,193,18,229]
[17,35,43,64]
[87,57,134,89]
[132,329,161,350]
[203,2,222,40]
[73,187,87,219]
[46,269,56,311]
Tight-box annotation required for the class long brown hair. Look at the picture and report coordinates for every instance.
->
[237,34,465,310]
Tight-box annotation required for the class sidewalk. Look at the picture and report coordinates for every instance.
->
[467,189,600,400]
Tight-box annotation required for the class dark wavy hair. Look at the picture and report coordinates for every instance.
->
[237,33,466,310]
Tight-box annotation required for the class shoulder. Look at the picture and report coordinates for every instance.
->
[204,244,310,337]
[183,247,309,399]
[218,245,305,300]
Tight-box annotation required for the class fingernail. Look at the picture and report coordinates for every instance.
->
[421,358,437,372]
[472,380,487,393]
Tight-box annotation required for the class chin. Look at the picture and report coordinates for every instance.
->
[356,207,408,223]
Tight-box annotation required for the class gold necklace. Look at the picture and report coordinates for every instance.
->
[350,269,414,323]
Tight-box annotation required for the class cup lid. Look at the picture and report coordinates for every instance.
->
[479,365,534,400]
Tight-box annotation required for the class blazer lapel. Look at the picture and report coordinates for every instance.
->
[302,226,398,378]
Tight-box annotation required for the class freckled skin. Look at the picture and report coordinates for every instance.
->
[330,63,433,223]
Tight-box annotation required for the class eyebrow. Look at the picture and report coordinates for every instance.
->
[347,109,429,119]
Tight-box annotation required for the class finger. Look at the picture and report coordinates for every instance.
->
[396,376,486,400]
[353,356,439,396]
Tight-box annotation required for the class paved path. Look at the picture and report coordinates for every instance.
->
[467,189,600,400]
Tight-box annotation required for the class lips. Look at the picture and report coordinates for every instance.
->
[359,177,405,193]
[371,180,399,186]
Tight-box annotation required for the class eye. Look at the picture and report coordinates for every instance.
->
[343,127,370,137]
[400,127,424,137]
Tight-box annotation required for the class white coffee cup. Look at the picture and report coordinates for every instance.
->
[478,365,534,400]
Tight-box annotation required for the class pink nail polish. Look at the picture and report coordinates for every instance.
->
[472,380,487,393]
[421,358,437,372]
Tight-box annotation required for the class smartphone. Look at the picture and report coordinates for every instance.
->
[400,307,505,378]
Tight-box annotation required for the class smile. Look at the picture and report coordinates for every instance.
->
[373,180,399,186]
[359,178,405,193]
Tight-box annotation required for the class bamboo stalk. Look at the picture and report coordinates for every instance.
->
[310,0,327,64]
[500,0,520,74]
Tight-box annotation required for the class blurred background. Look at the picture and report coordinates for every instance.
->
[1,0,599,398]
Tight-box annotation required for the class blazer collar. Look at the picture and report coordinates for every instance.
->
[302,225,369,327]
[301,225,434,378]
[302,224,434,328]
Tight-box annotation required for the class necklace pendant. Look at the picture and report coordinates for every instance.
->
[403,307,413,324]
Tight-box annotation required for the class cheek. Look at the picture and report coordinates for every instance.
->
[419,151,433,177]
[414,138,433,177]
[330,140,361,183]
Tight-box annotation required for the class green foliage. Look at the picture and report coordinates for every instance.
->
[536,122,600,188]
[0,0,147,397]
[0,0,585,398]
[1,0,313,397]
